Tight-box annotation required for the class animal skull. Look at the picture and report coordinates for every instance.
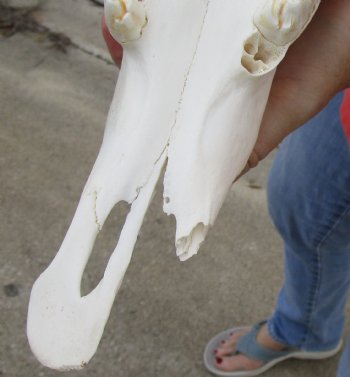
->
[27,0,320,370]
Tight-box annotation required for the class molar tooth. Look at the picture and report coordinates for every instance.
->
[241,31,287,76]
[242,0,320,76]
[254,0,321,46]
[104,0,147,43]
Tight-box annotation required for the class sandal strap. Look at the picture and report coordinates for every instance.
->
[236,321,295,363]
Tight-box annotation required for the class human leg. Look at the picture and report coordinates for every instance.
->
[267,91,350,352]
[204,91,350,375]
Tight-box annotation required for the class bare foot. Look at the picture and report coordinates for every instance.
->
[214,323,288,373]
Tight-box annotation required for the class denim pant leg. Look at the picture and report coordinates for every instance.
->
[338,336,350,377]
[266,92,350,360]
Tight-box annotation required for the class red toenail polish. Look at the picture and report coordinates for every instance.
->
[216,357,223,365]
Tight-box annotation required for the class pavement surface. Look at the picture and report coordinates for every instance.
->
[0,1,348,376]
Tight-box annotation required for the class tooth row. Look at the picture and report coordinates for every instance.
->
[241,0,320,76]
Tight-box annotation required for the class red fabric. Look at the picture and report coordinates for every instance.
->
[341,89,350,143]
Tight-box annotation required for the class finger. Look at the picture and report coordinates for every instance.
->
[102,15,124,67]
[234,149,261,182]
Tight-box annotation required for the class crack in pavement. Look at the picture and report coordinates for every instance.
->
[0,5,114,65]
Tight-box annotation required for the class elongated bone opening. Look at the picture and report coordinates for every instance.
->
[81,201,130,296]
[27,150,167,370]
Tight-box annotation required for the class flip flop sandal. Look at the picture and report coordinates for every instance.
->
[203,321,343,377]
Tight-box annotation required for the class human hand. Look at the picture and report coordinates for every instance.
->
[242,0,350,175]
[101,1,350,174]
[102,15,123,67]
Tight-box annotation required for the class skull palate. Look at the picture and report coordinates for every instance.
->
[27,0,321,370]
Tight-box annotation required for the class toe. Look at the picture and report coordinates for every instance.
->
[215,354,263,373]
[215,340,239,357]
[214,327,251,357]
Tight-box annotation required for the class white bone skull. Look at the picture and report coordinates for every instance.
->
[27,0,320,370]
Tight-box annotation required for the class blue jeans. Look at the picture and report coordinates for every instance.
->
[266,91,350,376]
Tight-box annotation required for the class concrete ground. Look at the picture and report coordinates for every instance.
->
[0,1,347,376]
